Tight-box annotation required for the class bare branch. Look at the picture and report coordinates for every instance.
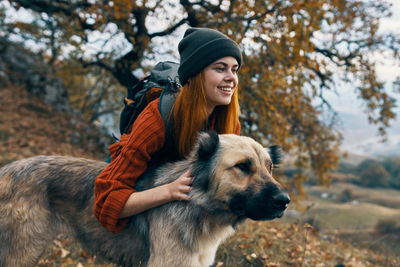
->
[10,0,92,16]
[149,18,188,38]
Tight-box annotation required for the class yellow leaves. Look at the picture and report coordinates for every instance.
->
[111,0,134,20]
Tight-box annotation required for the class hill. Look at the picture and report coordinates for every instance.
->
[0,85,111,167]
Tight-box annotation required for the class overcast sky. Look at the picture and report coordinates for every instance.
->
[326,0,400,156]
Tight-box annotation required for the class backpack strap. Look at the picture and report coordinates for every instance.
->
[157,86,179,162]
[155,61,180,155]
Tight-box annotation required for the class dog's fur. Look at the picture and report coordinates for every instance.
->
[0,132,289,267]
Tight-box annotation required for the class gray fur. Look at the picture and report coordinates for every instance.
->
[0,133,289,267]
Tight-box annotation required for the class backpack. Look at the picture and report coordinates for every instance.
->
[119,61,181,137]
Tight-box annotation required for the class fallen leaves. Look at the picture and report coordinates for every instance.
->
[215,220,400,266]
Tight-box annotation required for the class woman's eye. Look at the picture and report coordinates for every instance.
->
[216,67,225,72]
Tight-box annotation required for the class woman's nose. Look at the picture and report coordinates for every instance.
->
[224,70,237,82]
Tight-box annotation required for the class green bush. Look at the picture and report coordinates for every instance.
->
[339,189,354,203]
[381,157,400,189]
[357,159,390,188]
[382,157,400,178]
[375,219,400,235]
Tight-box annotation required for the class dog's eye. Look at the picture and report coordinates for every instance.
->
[267,164,273,174]
[234,160,252,174]
[266,159,273,174]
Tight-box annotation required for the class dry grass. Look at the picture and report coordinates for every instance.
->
[35,218,399,267]
[215,219,399,267]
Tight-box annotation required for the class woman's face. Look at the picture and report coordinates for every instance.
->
[202,56,239,115]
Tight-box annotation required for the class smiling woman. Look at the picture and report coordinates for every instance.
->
[94,27,244,235]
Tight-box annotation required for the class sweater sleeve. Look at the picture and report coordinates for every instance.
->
[93,99,165,234]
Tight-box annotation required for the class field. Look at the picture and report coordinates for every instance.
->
[304,182,400,230]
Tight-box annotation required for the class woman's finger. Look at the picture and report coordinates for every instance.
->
[180,185,192,193]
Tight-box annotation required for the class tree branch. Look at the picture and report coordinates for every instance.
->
[11,0,92,16]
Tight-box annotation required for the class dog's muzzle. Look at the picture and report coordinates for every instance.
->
[229,183,291,221]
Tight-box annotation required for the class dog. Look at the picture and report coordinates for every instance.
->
[0,132,290,267]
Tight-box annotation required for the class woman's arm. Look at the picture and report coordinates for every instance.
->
[94,99,169,233]
[120,170,192,218]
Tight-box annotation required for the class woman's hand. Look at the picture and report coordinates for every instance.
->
[120,170,193,218]
[166,170,193,201]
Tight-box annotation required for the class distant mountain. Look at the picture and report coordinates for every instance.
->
[342,134,400,159]
[339,152,371,166]
[331,101,400,159]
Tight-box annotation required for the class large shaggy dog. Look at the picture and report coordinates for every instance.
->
[0,132,290,267]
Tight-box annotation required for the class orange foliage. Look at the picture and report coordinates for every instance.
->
[5,0,399,192]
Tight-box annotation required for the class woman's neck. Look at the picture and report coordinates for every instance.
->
[206,105,215,117]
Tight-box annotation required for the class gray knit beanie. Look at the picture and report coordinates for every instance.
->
[178,28,242,85]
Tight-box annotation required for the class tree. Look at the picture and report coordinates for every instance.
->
[1,0,399,191]
[358,159,391,188]
[382,157,400,189]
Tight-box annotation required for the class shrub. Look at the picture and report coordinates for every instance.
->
[375,219,400,235]
[339,189,354,203]
[382,157,400,178]
[358,160,390,188]
[390,173,400,189]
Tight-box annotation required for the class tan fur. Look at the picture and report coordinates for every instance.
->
[0,133,289,267]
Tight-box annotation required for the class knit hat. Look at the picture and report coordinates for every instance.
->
[178,28,242,85]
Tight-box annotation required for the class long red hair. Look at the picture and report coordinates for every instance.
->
[172,71,240,157]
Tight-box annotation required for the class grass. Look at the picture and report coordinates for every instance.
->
[307,182,400,209]
[28,181,400,266]
[298,200,400,230]
[35,212,400,266]
[215,219,399,266]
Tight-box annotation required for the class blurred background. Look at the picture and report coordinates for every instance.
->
[0,0,399,266]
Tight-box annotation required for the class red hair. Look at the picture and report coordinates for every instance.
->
[172,71,240,156]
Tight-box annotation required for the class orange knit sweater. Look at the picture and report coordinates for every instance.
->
[93,98,240,233]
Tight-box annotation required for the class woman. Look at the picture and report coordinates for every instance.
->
[94,27,242,234]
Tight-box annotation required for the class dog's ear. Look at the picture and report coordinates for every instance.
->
[268,145,281,166]
[197,131,219,161]
[192,131,219,191]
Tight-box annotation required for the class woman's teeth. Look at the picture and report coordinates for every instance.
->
[219,87,231,92]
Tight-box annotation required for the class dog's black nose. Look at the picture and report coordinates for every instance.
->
[272,193,290,210]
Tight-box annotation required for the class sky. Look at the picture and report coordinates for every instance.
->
[325,0,400,157]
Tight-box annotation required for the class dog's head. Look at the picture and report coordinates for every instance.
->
[190,132,290,221]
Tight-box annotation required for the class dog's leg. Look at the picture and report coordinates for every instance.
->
[147,218,198,267]
[0,174,55,267]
